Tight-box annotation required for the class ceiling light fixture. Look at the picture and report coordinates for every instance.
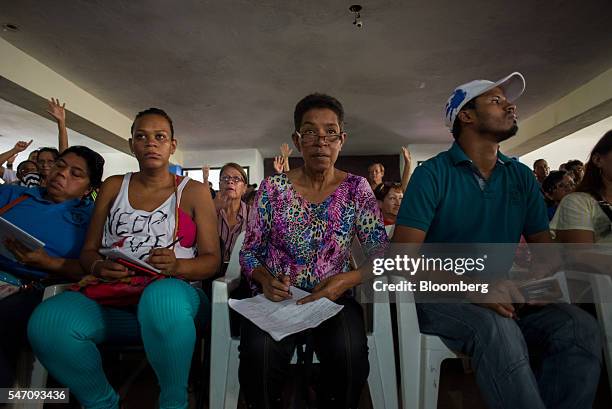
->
[349,5,363,28]
[2,23,19,32]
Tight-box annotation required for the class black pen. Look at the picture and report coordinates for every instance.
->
[255,256,292,296]
[163,236,183,249]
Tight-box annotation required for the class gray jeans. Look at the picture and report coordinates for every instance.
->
[416,303,602,409]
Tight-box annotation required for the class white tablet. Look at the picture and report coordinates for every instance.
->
[0,217,46,262]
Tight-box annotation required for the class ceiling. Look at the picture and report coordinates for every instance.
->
[1,0,611,156]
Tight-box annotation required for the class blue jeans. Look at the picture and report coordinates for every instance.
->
[416,303,602,409]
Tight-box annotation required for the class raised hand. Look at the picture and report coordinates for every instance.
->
[202,165,210,181]
[280,143,293,158]
[47,97,66,124]
[13,140,33,153]
[402,146,412,166]
[273,156,285,174]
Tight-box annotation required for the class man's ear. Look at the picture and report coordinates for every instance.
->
[128,138,134,154]
[457,109,474,126]
[292,132,302,153]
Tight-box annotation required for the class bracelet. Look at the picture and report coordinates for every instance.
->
[90,259,104,276]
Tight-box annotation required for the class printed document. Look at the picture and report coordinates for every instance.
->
[229,286,344,341]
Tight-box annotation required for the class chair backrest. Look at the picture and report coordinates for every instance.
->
[225,231,246,281]
[385,224,395,238]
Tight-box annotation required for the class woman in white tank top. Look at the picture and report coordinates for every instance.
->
[28,108,220,409]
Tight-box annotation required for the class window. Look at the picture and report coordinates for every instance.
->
[183,166,250,191]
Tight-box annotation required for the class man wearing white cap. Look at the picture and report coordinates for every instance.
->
[393,73,601,408]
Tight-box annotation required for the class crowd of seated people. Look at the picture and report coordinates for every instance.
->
[0,74,610,409]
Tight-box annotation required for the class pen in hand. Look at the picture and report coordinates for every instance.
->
[163,236,183,249]
[255,256,292,297]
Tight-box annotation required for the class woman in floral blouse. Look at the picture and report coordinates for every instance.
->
[239,93,388,409]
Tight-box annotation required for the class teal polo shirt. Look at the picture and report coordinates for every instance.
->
[397,142,548,243]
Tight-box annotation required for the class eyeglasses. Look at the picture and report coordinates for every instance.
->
[220,175,244,184]
[554,181,575,191]
[295,130,343,145]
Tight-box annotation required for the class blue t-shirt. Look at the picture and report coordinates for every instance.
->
[0,185,93,278]
[397,142,549,243]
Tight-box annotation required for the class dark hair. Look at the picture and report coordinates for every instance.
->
[16,160,37,174]
[59,146,105,188]
[368,162,385,173]
[565,159,584,171]
[294,93,344,132]
[542,170,568,194]
[575,131,612,199]
[451,98,477,140]
[220,162,248,184]
[130,108,174,138]
[37,147,60,160]
[533,159,547,169]
[374,181,402,201]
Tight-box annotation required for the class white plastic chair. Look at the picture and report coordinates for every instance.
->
[12,283,72,409]
[209,231,399,409]
[393,275,458,409]
[394,269,612,408]
[564,270,612,395]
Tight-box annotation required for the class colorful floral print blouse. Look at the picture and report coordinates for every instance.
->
[240,172,388,293]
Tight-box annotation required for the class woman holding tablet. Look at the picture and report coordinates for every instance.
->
[28,108,220,409]
[0,145,104,388]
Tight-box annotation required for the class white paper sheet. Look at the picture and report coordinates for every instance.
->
[228,286,344,341]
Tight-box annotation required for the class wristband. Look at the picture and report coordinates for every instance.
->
[90,259,104,276]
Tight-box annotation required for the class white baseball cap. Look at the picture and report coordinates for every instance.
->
[444,72,526,129]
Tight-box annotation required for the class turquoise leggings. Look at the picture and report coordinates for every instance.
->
[27,279,209,409]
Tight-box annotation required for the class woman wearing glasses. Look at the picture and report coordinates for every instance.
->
[239,93,388,409]
[541,170,575,220]
[215,163,249,263]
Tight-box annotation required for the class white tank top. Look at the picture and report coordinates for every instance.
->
[102,173,196,260]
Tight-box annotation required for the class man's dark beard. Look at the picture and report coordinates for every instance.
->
[491,122,518,143]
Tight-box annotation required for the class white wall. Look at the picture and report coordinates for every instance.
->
[519,115,612,171]
[405,143,452,172]
[181,148,264,186]
[100,152,139,179]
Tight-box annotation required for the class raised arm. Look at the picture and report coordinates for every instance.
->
[280,143,292,172]
[0,140,32,178]
[400,146,412,192]
[47,98,68,153]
